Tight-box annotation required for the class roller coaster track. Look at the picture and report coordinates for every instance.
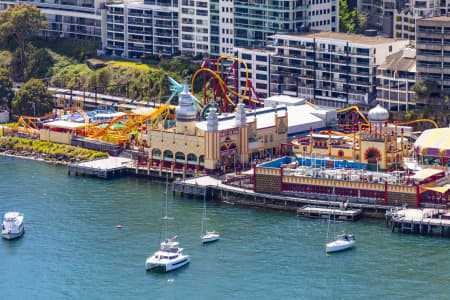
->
[337,106,370,125]
[396,119,438,128]
[88,104,171,139]
[190,56,261,110]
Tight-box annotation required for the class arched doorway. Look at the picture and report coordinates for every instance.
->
[175,152,185,169]
[365,148,381,171]
[151,148,161,166]
[187,153,197,171]
[163,150,173,168]
[366,149,380,164]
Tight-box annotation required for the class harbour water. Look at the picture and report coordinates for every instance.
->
[1,156,449,299]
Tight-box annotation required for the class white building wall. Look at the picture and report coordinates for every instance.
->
[235,48,274,100]
[310,0,339,32]
[218,0,234,56]
[180,0,210,57]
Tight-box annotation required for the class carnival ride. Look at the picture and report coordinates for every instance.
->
[336,106,438,132]
[78,57,267,147]
[191,56,263,114]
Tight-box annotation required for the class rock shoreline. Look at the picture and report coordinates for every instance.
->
[0,149,89,166]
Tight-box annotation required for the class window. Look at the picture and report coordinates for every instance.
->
[242,53,252,60]
[256,55,267,62]
[256,74,267,80]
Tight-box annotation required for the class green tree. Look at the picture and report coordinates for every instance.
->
[24,48,53,81]
[0,67,13,109]
[339,0,366,34]
[411,80,439,105]
[97,68,111,88]
[88,73,97,89]
[0,4,47,81]
[11,78,53,116]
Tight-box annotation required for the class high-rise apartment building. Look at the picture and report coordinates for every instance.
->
[179,0,210,56]
[233,0,310,48]
[105,0,179,58]
[416,16,450,92]
[310,0,339,32]
[0,0,103,41]
[268,32,408,108]
[235,47,275,99]
[376,48,416,111]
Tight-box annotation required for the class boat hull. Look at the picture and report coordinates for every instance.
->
[326,240,355,253]
[146,255,191,272]
[201,233,220,244]
[1,228,24,240]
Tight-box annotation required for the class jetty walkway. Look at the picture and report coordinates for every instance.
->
[388,208,450,236]
[67,156,197,179]
[173,175,396,214]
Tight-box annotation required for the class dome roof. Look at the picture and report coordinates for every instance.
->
[368,104,389,123]
[175,84,197,122]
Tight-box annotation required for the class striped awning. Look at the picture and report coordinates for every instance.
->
[414,128,450,157]
[424,186,450,194]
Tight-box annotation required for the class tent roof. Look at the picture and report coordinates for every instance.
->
[424,186,450,194]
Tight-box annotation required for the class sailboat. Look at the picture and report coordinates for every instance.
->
[200,192,220,244]
[145,176,190,272]
[325,206,355,253]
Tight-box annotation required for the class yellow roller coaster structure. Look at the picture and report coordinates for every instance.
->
[337,106,438,130]
[85,104,173,147]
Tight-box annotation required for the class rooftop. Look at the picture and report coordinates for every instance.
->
[379,49,416,72]
[43,121,89,130]
[420,16,450,22]
[196,105,287,131]
[274,31,399,45]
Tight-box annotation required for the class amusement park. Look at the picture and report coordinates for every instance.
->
[3,56,450,215]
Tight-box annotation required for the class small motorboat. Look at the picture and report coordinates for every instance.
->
[326,234,355,253]
[2,212,25,240]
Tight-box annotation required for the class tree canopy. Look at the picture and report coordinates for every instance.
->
[24,47,53,81]
[339,0,367,34]
[0,4,47,81]
[411,80,439,105]
[0,67,13,109]
[11,78,53,116]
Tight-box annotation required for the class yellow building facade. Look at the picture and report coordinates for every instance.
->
[292,104,409,170]
[146,86,288,173]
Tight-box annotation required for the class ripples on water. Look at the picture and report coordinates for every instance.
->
[0,157,449,299]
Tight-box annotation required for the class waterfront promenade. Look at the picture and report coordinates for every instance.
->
[173,175,396,213]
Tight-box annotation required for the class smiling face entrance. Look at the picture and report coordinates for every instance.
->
[366,150,379,164]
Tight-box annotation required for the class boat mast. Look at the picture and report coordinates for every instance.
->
[163,173,169,241]
[201,190,207,235]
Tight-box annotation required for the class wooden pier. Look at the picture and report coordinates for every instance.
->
[68,157,198,180]
[297,205,362,221]
[387,208,450,236]
[67,157,133,179]
[173,175,395,215]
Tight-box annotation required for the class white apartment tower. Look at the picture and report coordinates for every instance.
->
[179,0,210,57]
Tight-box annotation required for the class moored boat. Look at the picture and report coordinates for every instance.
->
[146,175,190,272]
[2,212,24,240]
[146,237,191,272]
[326,234,355,253]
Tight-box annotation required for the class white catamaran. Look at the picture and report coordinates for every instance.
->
[145,177,190,272]
[200,192,220,244]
